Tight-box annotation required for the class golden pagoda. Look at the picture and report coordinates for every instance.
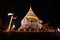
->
[18,6,43,31]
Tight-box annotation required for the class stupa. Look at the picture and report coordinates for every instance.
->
[18,6,43,31]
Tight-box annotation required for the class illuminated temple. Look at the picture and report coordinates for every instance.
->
[4,6,56,32]
[18,6,43,31]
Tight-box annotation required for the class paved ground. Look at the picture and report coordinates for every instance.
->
[0,32,60,40]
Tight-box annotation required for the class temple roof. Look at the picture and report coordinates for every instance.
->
[21,6,40,22]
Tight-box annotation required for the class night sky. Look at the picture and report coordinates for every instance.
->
[0,0,58,29]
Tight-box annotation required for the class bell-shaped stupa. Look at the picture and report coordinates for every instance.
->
[18,6,43,31]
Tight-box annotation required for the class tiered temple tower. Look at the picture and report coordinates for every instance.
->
[18,6,43,31]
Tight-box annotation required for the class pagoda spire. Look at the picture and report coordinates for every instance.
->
[29,3,32,11]
[21,5,39,22]
[29,6,32,11]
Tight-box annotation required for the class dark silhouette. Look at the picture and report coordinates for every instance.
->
[0,18,5,32]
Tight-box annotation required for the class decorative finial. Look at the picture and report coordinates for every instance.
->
[30,6,32,11]
[29,3,32,11]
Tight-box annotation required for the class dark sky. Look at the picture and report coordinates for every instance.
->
[0,0,58,28]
